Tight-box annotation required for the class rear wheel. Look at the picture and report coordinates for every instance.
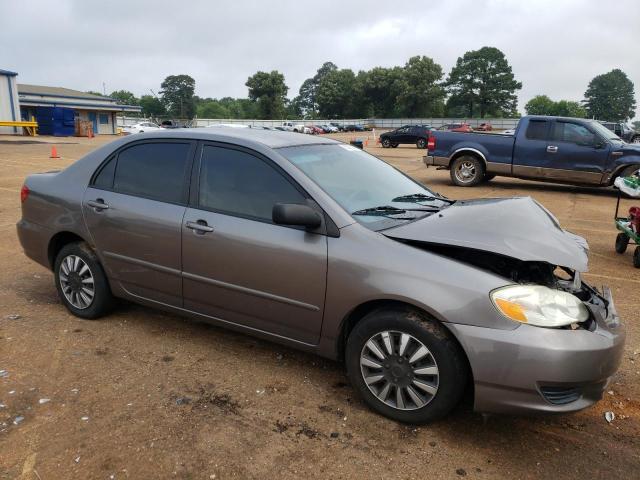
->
[416,138,426,149]
[54,242,114,319]
[615,233,629,254]
[346,307,468,423]
[450,155,484,187]
[391,143,399,148]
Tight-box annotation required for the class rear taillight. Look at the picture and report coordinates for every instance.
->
[20,184,29,203]
[427,135,436,151]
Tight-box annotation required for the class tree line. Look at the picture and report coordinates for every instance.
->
[106,47,636,122]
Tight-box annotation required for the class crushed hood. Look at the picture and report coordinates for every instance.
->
[383,197,589,272]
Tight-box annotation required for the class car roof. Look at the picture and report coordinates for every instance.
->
[125,126,340,149]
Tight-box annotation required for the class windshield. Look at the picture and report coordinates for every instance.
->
[590,121,623,142]
[278,144,450,230]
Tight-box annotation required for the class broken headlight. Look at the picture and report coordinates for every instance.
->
[490,285,589,328]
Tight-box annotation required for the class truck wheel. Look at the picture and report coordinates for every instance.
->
[345,307,468,423]
[450,155,484,187]
[634,247,640,268]
[382,138,391,148]
[416,138,426,149]
[615,233,629,254]
[620,165,640,178]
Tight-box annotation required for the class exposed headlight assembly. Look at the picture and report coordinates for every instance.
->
[491,285,589,328]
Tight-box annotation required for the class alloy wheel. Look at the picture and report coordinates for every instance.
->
[59,255,95,310]
[360,330,439,410]
[454,160,477,183]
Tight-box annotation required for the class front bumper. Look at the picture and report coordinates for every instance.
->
[446,287,625,415]
[423,155,449,168]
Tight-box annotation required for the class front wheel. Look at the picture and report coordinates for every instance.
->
[382,138,391,148]
[346,307,468,423]
[416,138,426,149]
[615,232,629,254]
[450,155,484,187]
[54,242,114,319]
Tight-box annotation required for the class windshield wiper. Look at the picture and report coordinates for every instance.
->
[352,205,440,217]
[392,193,455,204]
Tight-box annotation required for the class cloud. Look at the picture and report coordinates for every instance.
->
[1,0,638,118]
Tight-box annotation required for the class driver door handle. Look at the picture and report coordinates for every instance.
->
[546,145,558,153]
[186,220,214,234]
[87,199,109,211]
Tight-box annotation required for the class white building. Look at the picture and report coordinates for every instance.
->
[0,69,21,134]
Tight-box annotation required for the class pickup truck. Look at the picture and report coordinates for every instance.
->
[424,115,640,187]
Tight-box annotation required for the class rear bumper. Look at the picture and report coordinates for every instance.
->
[446,288,625,415]
[423,155,449,168]
[16,219,53,269]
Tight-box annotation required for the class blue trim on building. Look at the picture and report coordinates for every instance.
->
[0,69,18,76]
[7,76,18,133]
[19,99,141,112]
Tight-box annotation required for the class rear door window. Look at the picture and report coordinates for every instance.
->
[525,120,549,140]
[197,145,306,222]
[112,142,193,204]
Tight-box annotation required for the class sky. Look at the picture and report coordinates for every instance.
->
[1,0,639,118]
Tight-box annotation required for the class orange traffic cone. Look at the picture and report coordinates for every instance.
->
[50,146,60,159]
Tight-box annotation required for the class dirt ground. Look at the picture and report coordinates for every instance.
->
[0,132,639,480]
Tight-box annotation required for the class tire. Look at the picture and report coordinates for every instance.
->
[450,155,485,187]
[54,242,114,319]
[346,307,468,424]
[416,138,426,149]
[620,164,640,178]
[382,138,391,148]
[615,233,629,254]
[391,143,399,148]
[634,247,640,268]
[631,136,640,144]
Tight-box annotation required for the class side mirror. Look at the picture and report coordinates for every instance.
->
[273,203,322,230]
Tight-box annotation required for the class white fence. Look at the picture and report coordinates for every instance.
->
[117,116,520,130]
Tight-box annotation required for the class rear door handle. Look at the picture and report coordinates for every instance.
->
[87,199,109,210]
[186,220,214,234]
[547,145,558,153]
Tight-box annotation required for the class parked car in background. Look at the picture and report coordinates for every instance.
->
[160,120,191,129]
[475,123,493,131]
[380,125,432,149]
[281,122,306,133]
[425,115,640,187]
[344,124,365,132]
[601,122,640,144]
[121,122,162,134]
[309,125,324,135]
[437,123,473,133]
[17,128,624,423]
[322,124,339,133]
[330,122,345,132]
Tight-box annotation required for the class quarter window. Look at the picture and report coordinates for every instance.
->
[551,122,596,146]
[198,146,306,222]
[525,120,548,140]
[112,142,192,204]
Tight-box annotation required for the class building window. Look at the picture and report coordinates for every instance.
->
[99,114,109,124]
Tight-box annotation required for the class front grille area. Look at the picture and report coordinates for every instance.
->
[540,386,582,405]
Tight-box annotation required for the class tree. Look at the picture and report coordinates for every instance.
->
[246,70,288,119]
[295,62,338,117]
[160,74,196,118]
[316,69,357,118]
[139,95,166,117]
[358,66,404,117]
[583,69,636,121]
[446,47,522,118]
[525,95,587,118]
[395,56,446,117]
[109,90,138,105]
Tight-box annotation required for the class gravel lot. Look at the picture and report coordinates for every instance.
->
[0,133,639,479]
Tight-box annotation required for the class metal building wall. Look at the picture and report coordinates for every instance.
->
[0,73,21,134]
